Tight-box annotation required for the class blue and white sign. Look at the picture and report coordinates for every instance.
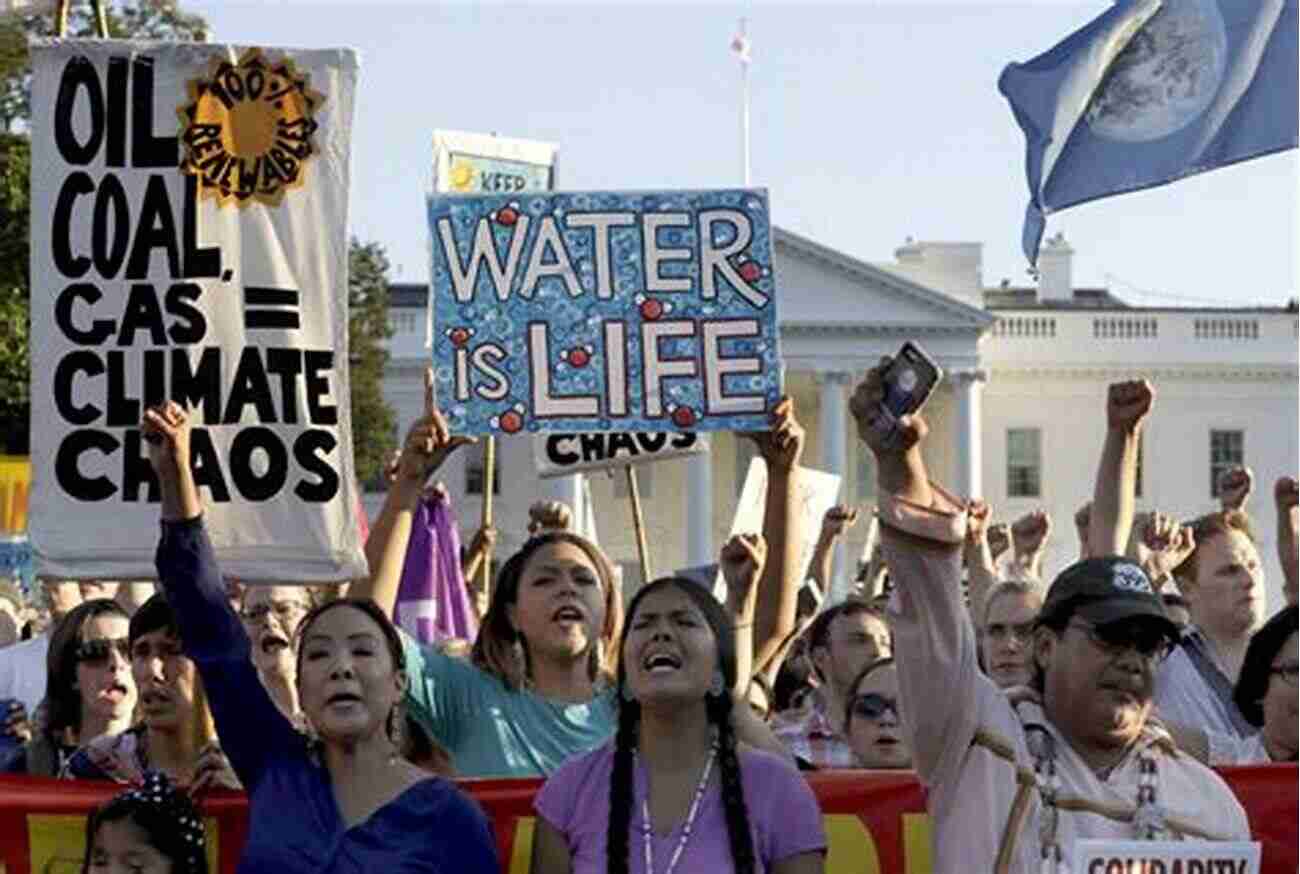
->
[428,189,782,435]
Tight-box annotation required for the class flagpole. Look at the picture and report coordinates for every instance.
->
[740,17,751,186]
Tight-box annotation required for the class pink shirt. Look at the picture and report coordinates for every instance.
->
[535,740,826,874]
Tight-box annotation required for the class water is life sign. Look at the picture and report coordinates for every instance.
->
[427,189,783,435]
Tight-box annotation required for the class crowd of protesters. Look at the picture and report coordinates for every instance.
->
[0,359,1294,873]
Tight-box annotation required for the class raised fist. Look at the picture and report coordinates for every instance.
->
[1106,379,1155,433]
[1012,510,1052,557]
[528,501,573,535]
[1275,476,1299,512]
[742,396,805,472]
[720,533,767,604]
[1139,512,1196,581]
[965,500,991,546]
[1217,465,1254,511]
[821,505,860,539]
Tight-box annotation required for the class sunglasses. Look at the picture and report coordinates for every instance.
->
[850,692,899,721]
[1067,620,1173,663]
[76,637,131,665]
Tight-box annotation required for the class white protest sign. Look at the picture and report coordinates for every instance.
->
[28,40,364,582]
[1073,840,1260,874]
[716,457,841,598]
[533,432,708,478]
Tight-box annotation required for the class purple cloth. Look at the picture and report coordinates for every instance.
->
[535,740,826,874]
[394,494,479,646]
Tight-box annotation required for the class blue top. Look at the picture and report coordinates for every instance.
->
[401,631,617,778]
[155,517,498,874]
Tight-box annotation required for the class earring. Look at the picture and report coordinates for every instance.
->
[709,670,726,698]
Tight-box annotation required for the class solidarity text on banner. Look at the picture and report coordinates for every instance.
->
[532,431,708,478]
[27,40,366,582]
[1000,0,1299,265]
[0,767,1294,874]
[427,189,782,435]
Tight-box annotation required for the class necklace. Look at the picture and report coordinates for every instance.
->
[639,744,718,874]
[1027,727,1166,874]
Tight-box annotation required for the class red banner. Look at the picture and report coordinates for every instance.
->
[0,766,1293,873]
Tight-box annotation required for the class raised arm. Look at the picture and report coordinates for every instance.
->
[1008,510,1052,582]
[850,358,987,786]
[741,398,806,668]
[1088,380,1154,557]
[141,403,299,785]
[963,500,1000,619]
[1274,477,1298,606]
[721,533,767,697]
[806,505,858,595]
[1218,465,1254,514]
[1129,512,1196,592]
[351,368,475,618]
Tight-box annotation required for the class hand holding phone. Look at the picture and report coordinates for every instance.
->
[876,342,943,448]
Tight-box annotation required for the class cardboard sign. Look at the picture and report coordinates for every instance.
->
[533,431,708,478]
[27,41,365,581]
[427,189,782,435]
[1073,840,1260,874]
[718,457,842,597]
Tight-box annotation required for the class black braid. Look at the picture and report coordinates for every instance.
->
[606,698,640,874]
[708,690,756,874]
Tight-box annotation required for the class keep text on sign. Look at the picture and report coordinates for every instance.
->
[428,189,782,435]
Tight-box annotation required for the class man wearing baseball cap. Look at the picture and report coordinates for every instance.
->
[850,361,1249,874]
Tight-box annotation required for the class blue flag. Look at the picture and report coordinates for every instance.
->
[1001,0,1298,265]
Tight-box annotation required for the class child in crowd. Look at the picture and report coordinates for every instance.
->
[81,771,208,874]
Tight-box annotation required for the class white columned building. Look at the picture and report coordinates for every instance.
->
[375,229,1297,608]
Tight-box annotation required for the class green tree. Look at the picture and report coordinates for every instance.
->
[348,238,397,487]
[0,1,207,452]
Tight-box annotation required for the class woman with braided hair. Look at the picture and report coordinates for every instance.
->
[530,535,825,874]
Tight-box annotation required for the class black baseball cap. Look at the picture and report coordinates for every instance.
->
[1037,557,1180,640]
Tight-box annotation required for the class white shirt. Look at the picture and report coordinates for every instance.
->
[879,487,1251,874]
[0,633,50,716]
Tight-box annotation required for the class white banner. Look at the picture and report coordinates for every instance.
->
[715,457,842,598]
[533,432,708,478]
[28,40,364,582]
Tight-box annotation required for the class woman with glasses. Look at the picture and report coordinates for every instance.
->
[844,658,911,769]
[979,581,1043,689]
[239,587,315,724]
[22,599,136,777]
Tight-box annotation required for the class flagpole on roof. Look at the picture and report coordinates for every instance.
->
[732,17,752,186]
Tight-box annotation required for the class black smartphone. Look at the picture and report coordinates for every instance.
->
[878,341,943,437]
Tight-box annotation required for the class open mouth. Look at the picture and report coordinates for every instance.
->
[642,652,683,674]
[260,633,290,655]
[552,606,585,624]
[99,682,130,702]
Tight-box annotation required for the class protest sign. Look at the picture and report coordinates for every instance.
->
[27,41,365,582]
[427,189,782,435]
[1073,840,1261,874]
[533,431,708,478]
[719,456,842,597]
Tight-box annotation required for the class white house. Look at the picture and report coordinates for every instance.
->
[373,229,1299,607]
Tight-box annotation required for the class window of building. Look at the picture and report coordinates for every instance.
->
[1210,430,1244,498]
[466,457,501,495]
[1006,428,1041,498]
[1135,434,1144,499]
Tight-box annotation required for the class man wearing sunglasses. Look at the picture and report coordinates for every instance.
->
[850,364,1249,874]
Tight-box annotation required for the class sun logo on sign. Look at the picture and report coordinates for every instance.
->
[178,48,325,208]
[490,403,527,434]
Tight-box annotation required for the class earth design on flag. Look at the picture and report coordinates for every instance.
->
[1085,0,1228,143]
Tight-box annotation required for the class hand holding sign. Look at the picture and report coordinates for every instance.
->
[396,369,476,492]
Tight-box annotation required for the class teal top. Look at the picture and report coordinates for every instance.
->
[400,630,618,778]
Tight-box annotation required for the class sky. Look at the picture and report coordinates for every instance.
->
[187,0,1299,308]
